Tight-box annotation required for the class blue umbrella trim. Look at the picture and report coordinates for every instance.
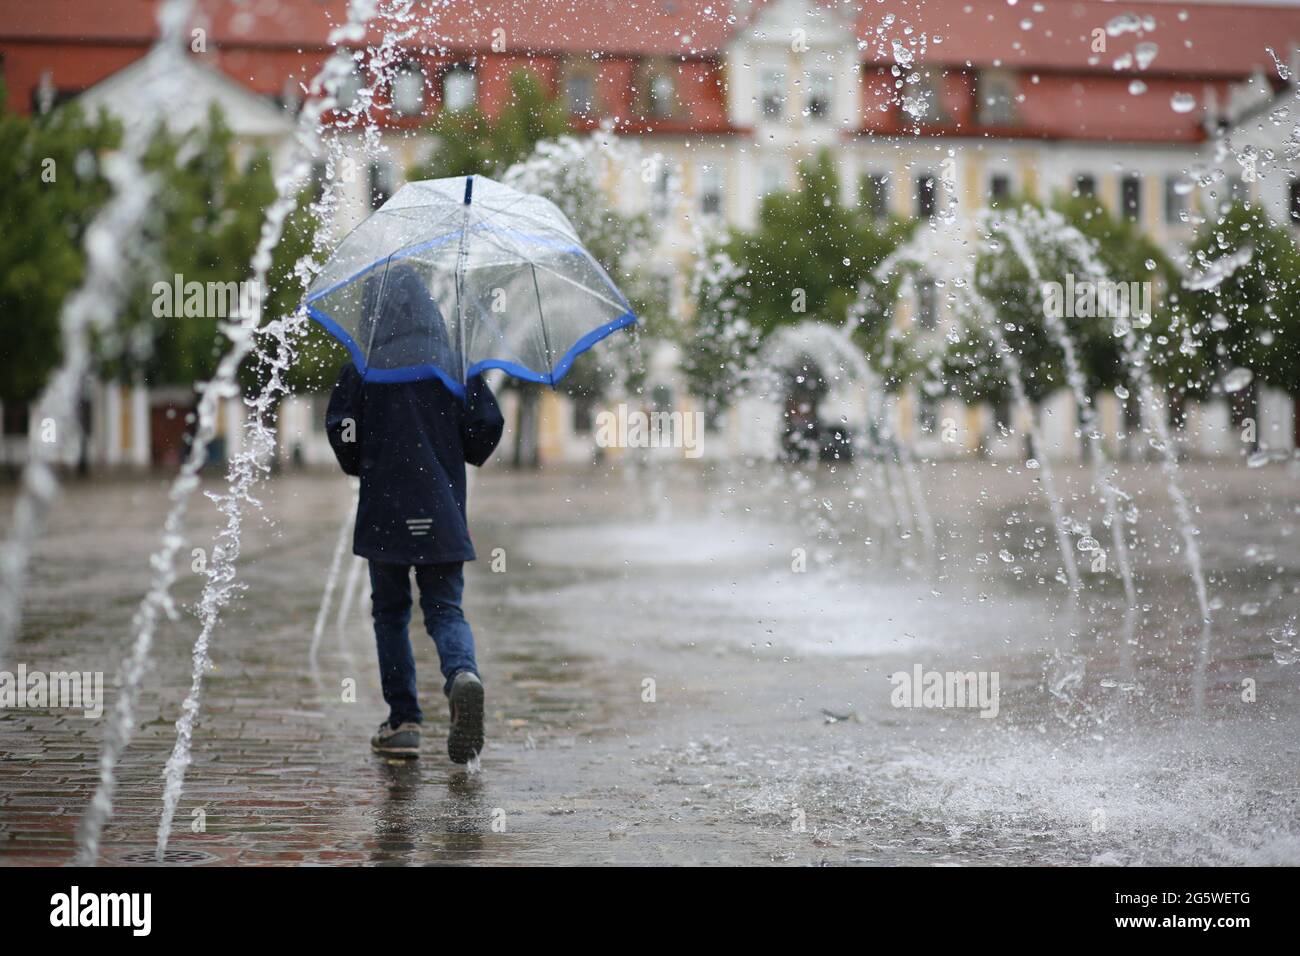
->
[307,304,636,398]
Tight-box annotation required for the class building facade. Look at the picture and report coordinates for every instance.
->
[3,0,1298,467]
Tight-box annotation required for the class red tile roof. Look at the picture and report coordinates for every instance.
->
[862,0,1300,79]
[0,0,733,55]
[2,0,1296,79]
[2,0,1297,141]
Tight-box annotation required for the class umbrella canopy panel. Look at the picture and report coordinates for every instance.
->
[305,175,635,395]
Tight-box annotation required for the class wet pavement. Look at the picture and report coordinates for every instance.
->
[1,455,1297,865]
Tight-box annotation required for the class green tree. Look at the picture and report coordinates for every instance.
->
[681,248,758,419]
[950,197,1180,421]
[0,84,120,406]
[684,150,908,413]
[728,150,907,337]
[1053,194,1184,397]
[1185,200,1300,437]
[103,108,287,387]
[411,70,569,179]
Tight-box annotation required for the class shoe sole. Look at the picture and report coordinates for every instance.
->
[448,678,485,764]
[371,741,420,758]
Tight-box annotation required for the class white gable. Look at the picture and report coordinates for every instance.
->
[76,45,294,141]
[739,0,854,48]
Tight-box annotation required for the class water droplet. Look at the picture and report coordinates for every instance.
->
[1223,367,1254,393]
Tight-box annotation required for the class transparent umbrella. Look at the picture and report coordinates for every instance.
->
[304,174,636,395]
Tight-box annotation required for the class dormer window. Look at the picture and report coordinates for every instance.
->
[392,62,425,116]
[648,72,675,117]
[904,74,947,125]
[442,66,476,112]
[566,67,597,116]
[336,61,364,111]
[977,70,1017,126]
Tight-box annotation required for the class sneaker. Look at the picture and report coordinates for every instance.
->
[370,720,420,758]
[447,671,485,764]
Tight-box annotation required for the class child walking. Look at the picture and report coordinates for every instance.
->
[325,266,504,763]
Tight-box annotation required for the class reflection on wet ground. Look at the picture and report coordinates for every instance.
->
[1,459,1296,865]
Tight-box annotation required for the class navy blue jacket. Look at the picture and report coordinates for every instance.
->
[325,367,504,565]
[324,262,503,564]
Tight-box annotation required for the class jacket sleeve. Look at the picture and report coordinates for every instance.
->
[325,364,364,477]
[461,374,505,468]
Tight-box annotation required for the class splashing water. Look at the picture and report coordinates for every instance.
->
[151,0,429,863]
[880,225,1083,592]
[989,207,1138,605]
[336,555,366,658]
[310,481,360,673]
[0,1,193,671]
[61,0,398,866]
[1063,234,1213,626]
[1185,245,1254,291]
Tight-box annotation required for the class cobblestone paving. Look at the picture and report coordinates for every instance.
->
[2,461,1297,865]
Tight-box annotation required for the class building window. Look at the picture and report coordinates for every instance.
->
[336,63,364,111]
[989,174,1011,208]
[648,72,675,118]
[905,75,946,125]
[442,66,476,112]
[806,71,832,120]
[760,68,785,119]
[978,70,1017,125]
[2,401,30,437]
[863,173,889,219]
[651,160,672,219]
[699,163,723,218]
[916,278,937,330]
[310,160,329,204]
[1289,179,1300,223]
[1075,173,1096,198]
[566,70,595,115]
[1164,174,1190,224]
[369,160,396,210]
[919,395,938,434]
[391,62,425,115]
[1121,174,1142,222]
[916,174,936,219]
[760,163,784,197]
[571,394,596,433]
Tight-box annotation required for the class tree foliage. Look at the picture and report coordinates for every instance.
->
[411,70,569,180]
[1185,200,1300,397]
[683,150,908,412]
[0,85,119,405]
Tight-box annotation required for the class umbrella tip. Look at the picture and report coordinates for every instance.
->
[463,176,473,205]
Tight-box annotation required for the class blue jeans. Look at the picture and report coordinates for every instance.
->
[368,560,479,726]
